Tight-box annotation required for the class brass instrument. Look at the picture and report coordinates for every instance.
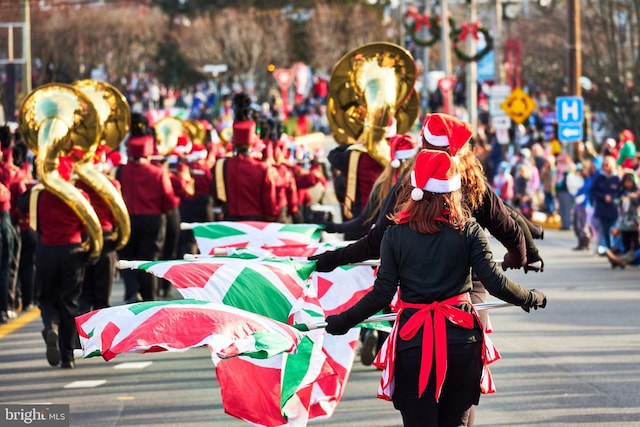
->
[153,116,185,156]
[72,79,132,250]
[326,42,419,166]
[185,119,207,145]
[18,83,104,259]
[218,127,233,145]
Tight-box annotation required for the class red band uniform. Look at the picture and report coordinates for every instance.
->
[212,120,279,221]
[116,134,179,302]
[33,156,88,368]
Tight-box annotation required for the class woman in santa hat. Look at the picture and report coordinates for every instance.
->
[311,113,542,274]
[325,149,547,426]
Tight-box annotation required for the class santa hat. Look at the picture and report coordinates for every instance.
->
[127,134,155,158]
[410,150,461,201]
[232,120,257,147]
[421,113,473,156]
[384,117,398,139]
[189,143,208,161]
[389,134,418,168]
[173,135,192,156]
[620,129,634,142]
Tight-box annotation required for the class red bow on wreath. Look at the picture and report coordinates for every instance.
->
[458,21,481,41]
[405,6,431,31]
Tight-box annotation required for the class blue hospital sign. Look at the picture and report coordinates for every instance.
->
[556,96,584,124]
[555,96,584,142]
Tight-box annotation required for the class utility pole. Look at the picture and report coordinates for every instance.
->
[440,0,452,76]
[422,0,430,112]
[494,0,503,85]
[23,0,32,95]
[568,0,581,97]
[466,0,478,129]
[440,0,453,115]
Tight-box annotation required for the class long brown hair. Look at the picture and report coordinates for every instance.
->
[456,143,486,212]
[389,189,469,233]
[417,139,486,211]
[365,158,413,225]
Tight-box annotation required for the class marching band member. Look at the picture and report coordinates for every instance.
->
[261,118,299,224]
[32,156,88,368]
[212,93,279,221]
[115,133,179,302]
[76,147,119,312]
[0,126,18,323]
[179,142,213,254]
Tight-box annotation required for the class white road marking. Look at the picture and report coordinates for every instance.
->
[64,380,106,389]
[114,361,153,370]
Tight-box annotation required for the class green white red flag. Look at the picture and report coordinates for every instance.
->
[120,255,367,426]
[75,300,302,362]
[187,221,323,255]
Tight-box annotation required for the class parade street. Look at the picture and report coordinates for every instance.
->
[1,228,639,427]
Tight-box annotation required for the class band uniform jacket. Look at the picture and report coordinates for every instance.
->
[212,153,279,220]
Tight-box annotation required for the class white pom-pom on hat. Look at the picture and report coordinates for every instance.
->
[411,187,424,201]
[388,134,418,168]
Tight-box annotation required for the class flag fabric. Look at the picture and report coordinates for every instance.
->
[121,255,366,426]
[123,257,319,324]
[120,257,328,426]
[189,221,323,255]
[75,300,302,362]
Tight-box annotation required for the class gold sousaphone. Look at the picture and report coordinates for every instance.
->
[327,42,419,166]
[72,79,132,250]
[153,116,186,156]
[18,83,104,259]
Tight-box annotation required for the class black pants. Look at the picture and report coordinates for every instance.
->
[36,242,86,363]
[80,234,117,313]
[393,342,483,427]
[18,228,37,308]
[118,214,166,302]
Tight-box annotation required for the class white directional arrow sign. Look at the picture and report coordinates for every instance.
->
[559,124,583,142]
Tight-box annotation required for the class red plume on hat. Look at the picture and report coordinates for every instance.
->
[389,134,418,168]
[420,113,473,156]
[410,149,461,201]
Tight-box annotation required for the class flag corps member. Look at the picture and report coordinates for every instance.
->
[325,149,547,427]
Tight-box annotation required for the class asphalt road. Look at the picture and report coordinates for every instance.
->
[1,228,639,427]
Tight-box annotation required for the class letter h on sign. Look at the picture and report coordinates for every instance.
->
[555,96,584,142]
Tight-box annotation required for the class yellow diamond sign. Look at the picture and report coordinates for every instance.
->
[500,88,537,124]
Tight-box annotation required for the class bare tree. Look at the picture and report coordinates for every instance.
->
[31,4,164,88]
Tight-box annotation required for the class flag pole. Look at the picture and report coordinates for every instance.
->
[294,301,513,331]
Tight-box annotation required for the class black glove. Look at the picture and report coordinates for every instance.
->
[308,251,340,273]
[501,250,524,271]
[325,312,357,335]
[319,221,336,233]
[521,289,547,312]
[524,252,544,273]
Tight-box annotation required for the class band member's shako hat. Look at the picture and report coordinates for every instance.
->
[410,149,461,201]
